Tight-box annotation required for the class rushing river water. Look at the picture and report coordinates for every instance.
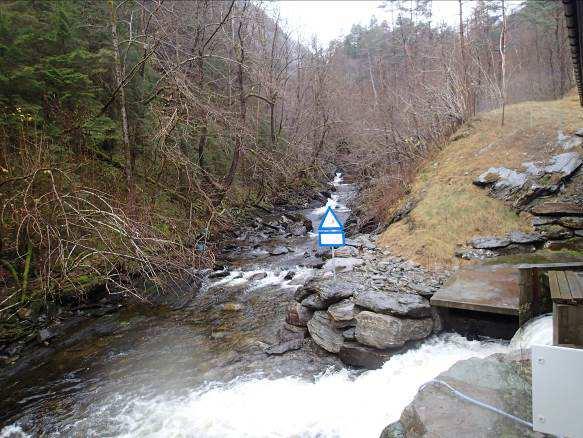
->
[0,174,553,438]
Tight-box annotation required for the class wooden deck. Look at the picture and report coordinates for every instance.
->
[430,264,520,316]
[549,271,583,304]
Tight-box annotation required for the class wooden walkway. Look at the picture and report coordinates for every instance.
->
[548,271,583,304]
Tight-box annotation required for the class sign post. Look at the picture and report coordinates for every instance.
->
[317,207,345,279]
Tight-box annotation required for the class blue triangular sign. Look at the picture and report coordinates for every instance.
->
[318,207,343,231]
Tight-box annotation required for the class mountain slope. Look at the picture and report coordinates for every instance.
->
[378,91,583,267]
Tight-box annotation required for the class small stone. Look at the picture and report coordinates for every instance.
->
[17,307,31,320]
[37,328,55,343]
[218,302,243,311]
[248,272,268,281]
[342,327,356,340]
[558,217,583,229]
[507,231,545,244]
[532,202,583,216]
[269,245,289,256]
[284,271,296,280]
[278,324,308,342]
[301,294,327,310]
[537,224,574,240]
[285,302,314,327]
[328,299,356,321]
[209,269,230,279]
[264,338,303,355]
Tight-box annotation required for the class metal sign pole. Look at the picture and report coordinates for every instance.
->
[332,246,336,280]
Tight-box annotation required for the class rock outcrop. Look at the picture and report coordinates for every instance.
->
[381,351,535,438]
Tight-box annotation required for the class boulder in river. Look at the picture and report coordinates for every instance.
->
[285,302,313,327]
[307,311,345,353]
[381,351,534,438]
[354,290,432,318]
[327,299,357,321]
[338,342,397,369]
[355,311,433,349]
[269,245,289,256]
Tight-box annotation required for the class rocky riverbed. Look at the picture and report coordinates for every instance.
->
[0,173,546,438]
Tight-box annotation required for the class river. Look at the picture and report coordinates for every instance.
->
[0,174,552,438]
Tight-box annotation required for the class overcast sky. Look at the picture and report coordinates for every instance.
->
[271,1,521,46]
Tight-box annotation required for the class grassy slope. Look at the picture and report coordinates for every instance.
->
[378,90,583,268]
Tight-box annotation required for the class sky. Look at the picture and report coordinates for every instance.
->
[271,1,521,46]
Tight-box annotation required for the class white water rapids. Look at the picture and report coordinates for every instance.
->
[2,316,551,438]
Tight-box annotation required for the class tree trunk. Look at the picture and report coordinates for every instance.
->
[108,0,134,209]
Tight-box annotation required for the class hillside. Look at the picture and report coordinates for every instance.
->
[379,90,583,268]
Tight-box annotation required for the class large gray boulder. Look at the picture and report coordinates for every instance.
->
[301,279,363,306]
[544,152,582,177]
[507,231,545,244]
[381,351,535,438]
[355,311,433,349]
[307,311,344,353]
[355,290,431,318]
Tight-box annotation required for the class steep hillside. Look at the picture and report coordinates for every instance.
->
[379,90,583,268]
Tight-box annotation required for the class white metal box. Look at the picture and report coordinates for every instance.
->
[532,345,583,438]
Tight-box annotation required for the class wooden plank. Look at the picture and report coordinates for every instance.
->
[566,271,583,302]
[556,271,573,301]
[553,303,583,347]
[549,271,562,301]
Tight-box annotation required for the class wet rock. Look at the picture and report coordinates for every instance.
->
[284,271,296,280]
[387,351,534,437]
[532,201,583,216]
[327,299,356,321]
[209,269,230,279]
[469,236,511,249]
[431,308,443,333]
[301,294,328,310]
[285,302,314,327]
[507,231,545,244]
[37,328,55,343]
[269,245,289,256]
[537,224,574,240]
[354,290,432,318]
[342,327,356,340]
[575,128,583,137]
[338,342,396,369]
[355,311,433,349]
[576,230,583,237]
[218,302,243,311]
[264,338,303,355]
[278,324,308,342]
[307,311,345,353]
[248,272,268,281]
[289,223,307,237]
[300,258,326,269]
